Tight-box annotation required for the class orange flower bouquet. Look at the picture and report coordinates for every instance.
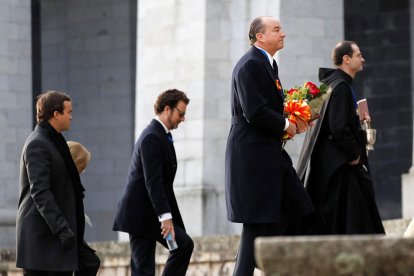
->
[282,81,328,140]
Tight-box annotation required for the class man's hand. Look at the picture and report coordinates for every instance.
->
[349,155,360,165]
[160,219,175,239]
[296,118,309,134]
[362,112,371,123]
[285,121,297,137]
[58,226,75,251]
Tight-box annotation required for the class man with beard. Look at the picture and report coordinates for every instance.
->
[113,89,194,276]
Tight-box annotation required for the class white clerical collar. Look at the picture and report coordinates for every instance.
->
[155,116,169,134]
[255,46,275,68]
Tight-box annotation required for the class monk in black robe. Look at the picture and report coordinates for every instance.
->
[296,41,385,235]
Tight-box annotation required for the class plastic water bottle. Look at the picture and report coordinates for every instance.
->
[165,233,178,251]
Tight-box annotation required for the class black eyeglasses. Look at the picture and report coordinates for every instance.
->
[174,107,186,118]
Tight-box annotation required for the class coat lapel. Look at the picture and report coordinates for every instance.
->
[251,47,284,101]
[150,120,177,170]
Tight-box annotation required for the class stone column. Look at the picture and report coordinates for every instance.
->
[135,0,282,236]
[279,0,344,165]
[401,0,414,218]
[40,0,137,242]
[0,0,32,247]
[134,0,344,237]
[135,0,217,237]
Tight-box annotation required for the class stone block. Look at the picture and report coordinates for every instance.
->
[283,17,325,37]
[0,225,16,248]
[312,0,344,18]
[182,158,203,186]
[402,171,414,218]
[382,218,412,236]
[0,5,10,23]
[256,235,414,276]
[175,139,203,160]
[281,0,313,17]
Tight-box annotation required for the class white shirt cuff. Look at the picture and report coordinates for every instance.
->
[284,119,290,131]
[158,212,172,222]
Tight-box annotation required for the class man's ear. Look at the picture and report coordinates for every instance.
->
[164,105,172,113]
[343,55,350,64]
[53,110,60,118]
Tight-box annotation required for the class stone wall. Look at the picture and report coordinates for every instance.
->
[1,219,410,275]
[279,0,344,164]
[1,236,248,276]
[256,235,414,275]
[345,0,412,219]
[0,0,32,248]
[134,0,345,240]
[39,0,137,242]
[402,0,414,219]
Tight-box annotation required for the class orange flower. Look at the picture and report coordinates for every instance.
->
[284,100,311,122]
[283,100,311,140]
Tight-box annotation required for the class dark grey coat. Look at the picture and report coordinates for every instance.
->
[16,125,79,271]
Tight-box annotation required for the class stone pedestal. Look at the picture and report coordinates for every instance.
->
[255,235,414,275]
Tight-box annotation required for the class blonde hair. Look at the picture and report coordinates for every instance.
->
[67,141,91,174]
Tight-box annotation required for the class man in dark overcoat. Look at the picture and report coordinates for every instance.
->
[225,16,314,275]
[16,91,100,275]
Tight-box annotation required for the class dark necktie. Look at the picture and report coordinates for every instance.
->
[272,59,278,75]
[166,132,174,144]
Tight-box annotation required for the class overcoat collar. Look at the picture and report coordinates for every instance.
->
[250,46,283,100]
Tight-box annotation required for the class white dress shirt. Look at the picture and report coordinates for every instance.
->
[255,46,289,131]
[155,116,173,222]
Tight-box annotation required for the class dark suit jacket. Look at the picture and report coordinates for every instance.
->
[16,125,79,271]
[113,119,185,238]
[225,46,312,224]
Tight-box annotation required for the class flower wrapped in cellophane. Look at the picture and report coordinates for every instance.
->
[282,81,328,141]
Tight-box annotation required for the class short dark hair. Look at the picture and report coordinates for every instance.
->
[154,89,190,115]
[36,91,71,123]
[332,40,357,66]
[248,16,266,45]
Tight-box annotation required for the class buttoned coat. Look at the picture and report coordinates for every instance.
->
[113,119,185,237]
[16,125,80,271]
[225,46,313,224]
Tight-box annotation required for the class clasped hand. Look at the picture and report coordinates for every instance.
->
[285,118,309,138]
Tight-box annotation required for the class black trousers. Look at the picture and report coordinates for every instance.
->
[233,223,286,276]
[129,224,194,276]
[23,242,100,276]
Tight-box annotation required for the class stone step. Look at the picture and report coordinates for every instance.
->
[255,235,414,275]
